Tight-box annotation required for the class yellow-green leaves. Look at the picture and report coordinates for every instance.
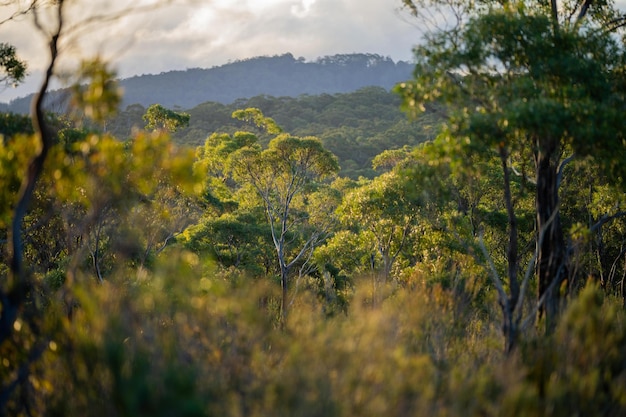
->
[45,128,200,214]
[71,58,121,123]
[143,104,190,133]
[232,107,282,134]
[0,134,40,227]
[130,130,199,196]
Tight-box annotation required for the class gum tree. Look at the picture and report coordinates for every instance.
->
[227,109,339,323]
[337,170,422,281]
[143,104,190,132]
[398,0,626,348]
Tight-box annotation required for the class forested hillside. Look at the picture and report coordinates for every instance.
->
[4,53,413,113]
[106,87,439,178]
[3,1,626,416]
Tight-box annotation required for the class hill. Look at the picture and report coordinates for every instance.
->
[5,53,413,113]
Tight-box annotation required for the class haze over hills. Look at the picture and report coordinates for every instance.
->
[3,53,413,114]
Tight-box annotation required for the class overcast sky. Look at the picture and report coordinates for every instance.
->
[0,0,421,103]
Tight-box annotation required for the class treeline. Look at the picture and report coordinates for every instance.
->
[4,53,413,113]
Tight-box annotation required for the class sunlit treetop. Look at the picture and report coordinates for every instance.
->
[143,103,191,132]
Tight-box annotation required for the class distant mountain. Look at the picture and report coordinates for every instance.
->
[5,53,413,114]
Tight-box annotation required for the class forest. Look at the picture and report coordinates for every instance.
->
[2,0,626,416]
[106,86,439,179]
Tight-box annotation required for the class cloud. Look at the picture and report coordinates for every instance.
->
[0,0,419,102]
[176,0,419,65]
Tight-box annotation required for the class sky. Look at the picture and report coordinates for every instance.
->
[0,0,421,103]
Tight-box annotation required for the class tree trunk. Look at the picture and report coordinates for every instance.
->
[535,140,567,333]
[500,146,519,354]
[503,311,517,354]
[281,265,288,325]
[382,252,392,281]
[1,8,62,346]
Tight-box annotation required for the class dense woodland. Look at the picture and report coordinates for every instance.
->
[2,0,626,416]
[106,87,438,178]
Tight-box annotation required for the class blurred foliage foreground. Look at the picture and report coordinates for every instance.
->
[0,126,624,416]
[4,254,626,416]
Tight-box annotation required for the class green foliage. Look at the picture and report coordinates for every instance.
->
[337,169,422,279]
[0,133,39,227]
[0,43,26,87]
[143,104,191,132]
[106,87,436,178]
[3,111,626,417]
[314,230,374,277]
[6,248,626,417]
[372,145,414,172]
[510,283,626,416]
[396,3,626,182]
[181,212,274,276]
[232,107,282,134]
[397,0,626,336]
[0,113,33,140]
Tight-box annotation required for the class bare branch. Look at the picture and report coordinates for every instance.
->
[90,213,105,284]
[155,232,177,255]
[520,260,566,331]
[576,0,594,23]
[511,163,537,185]
[551,0,560,29]
[500,146,519,304]
[478,231,508,310]
[556,154,575,190]
[0,0,37,26]
[590,210,626,233]
[288,243,318,308]
[602,15,626,33]
[607,245,626,287]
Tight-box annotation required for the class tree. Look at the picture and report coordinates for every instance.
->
[398,0,626,344]
[1,2,68,373]
[226,110,339,322]
[143,104,190,132]
[338,170,422,281]
[182,212,275,276]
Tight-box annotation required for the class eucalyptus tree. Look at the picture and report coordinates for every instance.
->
[398,0,626,347]
[143,104,190,132]
[226,109,339,322]
[338,170,423,281]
